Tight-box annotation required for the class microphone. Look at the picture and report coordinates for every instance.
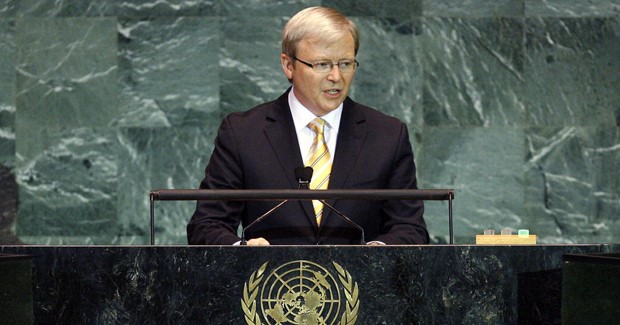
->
[303,167,366,245]
[295,166,313,189]
[240,167,312,245]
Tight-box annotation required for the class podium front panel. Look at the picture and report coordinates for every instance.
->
[0,245,616,324]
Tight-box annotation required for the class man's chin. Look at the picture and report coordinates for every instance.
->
[317,103,343,115]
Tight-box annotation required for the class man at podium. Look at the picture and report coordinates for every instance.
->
[187,6,428,246]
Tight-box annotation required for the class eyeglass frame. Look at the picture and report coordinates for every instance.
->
[292,56,359,73]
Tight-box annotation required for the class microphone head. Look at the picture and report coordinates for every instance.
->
[294,167,305,181]
[295,167,313,189]
[295,167,313,183]
[302,166,313,182]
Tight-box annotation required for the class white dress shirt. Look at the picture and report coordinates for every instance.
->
[288,87,342,164]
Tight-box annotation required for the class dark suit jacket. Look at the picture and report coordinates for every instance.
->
[187,89,428,245]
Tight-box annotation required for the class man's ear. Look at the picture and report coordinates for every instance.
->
[281,53,294,80]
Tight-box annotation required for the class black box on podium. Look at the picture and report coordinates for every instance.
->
[0,254,34,325]
[562,253,620,325]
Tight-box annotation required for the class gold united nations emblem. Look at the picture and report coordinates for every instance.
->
[241,260,360,325]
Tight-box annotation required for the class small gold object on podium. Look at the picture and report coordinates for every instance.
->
[476,229,537,245]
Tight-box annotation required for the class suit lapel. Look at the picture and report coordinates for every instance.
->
[325,98,367,214]
[263,91,317,225]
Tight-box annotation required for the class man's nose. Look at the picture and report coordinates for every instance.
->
[326,65,342,82]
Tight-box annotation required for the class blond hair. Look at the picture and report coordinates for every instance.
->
[282,6,359,58]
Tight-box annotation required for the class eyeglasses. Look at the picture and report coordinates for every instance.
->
[293,57,359,73]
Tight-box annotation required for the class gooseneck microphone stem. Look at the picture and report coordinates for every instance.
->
[320,199,365,244]
[240,199,288,245]
[240,167,314,245]
[300,166,365,244]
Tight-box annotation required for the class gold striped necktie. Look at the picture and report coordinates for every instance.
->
[306,117,332,225]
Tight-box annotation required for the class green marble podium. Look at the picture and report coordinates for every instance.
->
[1,244,617,324]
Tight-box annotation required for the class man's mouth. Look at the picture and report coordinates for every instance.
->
[325,89,341,95]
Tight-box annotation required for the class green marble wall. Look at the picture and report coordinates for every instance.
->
[0,0,618,245]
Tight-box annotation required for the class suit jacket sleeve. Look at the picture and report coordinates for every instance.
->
[187,115,245,245]
[371,123,428,244]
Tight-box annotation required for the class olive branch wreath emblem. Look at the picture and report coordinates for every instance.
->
[240,261,359,325]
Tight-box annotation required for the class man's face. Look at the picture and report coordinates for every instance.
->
[281,34,357,117]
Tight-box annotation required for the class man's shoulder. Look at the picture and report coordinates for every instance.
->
[224,91,288,122]
[344,97,404,126]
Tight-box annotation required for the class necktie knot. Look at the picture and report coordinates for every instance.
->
[308,117,326,135]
